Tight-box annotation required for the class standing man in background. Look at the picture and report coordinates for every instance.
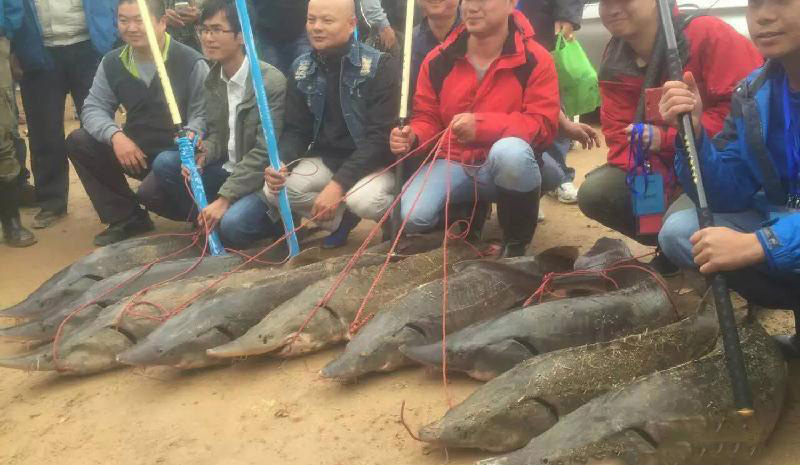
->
[252,0,311,75]
[1,0,36,247]
[11,0,118,229]
[518,0,589,206]
[164,0,203,51]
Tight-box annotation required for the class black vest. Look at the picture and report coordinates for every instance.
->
[103,40,203,156]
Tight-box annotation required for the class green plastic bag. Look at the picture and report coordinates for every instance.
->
[552,33,600,117]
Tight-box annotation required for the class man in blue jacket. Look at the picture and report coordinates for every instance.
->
[10,0,117,229]
[659,0,800,354]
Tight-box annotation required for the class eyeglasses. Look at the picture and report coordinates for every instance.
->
[195,26,236,38]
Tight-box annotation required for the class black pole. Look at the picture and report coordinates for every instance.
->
[656,0,753,415]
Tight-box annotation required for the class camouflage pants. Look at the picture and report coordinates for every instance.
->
[0,37,19,183]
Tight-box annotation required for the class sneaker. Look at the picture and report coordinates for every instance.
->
[93,210,154,246]
[322,209,361,249]
[32,208,67,229]
[647,250,680,277]
[555,182,579,204]
[537,208,545,223]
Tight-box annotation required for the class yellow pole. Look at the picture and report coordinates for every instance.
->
[398,0,416,120]
[135,0,182,126]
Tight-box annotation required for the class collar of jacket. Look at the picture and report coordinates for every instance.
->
[295,36,375,81]
[206,59,257,108]
[437,11,534,70]
[119,33,172,79]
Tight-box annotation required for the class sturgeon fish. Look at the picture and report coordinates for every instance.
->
[478,319,787,465]
[0,253,264,343]
[418,302,719,452]
[114,235,449,369]
[319,249,580,382]
[205,244,481,361]
[0,234,201,320]
[401,279,677,381]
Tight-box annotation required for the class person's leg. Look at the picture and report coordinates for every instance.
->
[0,46,35,247]
[400,159,473,234]
[658,208,767,269]
[219,192,281,249]
[538,153,565,194]
[19,60,69,222]
[150,150,194,219]
[257,35,289,75]
[577,164,661,246]
[478,137,542,257]
[547,136,575,182]
[66,128,141,224]
[63,41,101,118]
[265,158,341,230]
[345,170,396,222]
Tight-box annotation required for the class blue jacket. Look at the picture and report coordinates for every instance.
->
[676,61,800,273]
[1,0,23,39]
[11,0,117,72]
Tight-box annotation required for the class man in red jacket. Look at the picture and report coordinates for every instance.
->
[576,0,762,273]
[390,1,560,257]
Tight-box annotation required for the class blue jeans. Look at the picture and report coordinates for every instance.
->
[659,208,800,309]
[401,137,542,233]
[258,33,312,76]
[151,151,230,221]
[543,136,574,183]
[659,208,768,270]
[219,192,281,249]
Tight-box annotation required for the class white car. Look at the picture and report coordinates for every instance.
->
[575,0,751,71]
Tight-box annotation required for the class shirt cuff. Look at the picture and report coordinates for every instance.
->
[101,125,123,145]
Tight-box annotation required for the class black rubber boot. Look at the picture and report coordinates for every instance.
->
[447,201,489,243]
[773,309,800,359]
[496,186,540,258]
[0,180,37,248]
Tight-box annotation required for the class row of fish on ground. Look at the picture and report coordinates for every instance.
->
[0,234,788,464]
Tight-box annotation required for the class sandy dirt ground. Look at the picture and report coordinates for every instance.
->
[1,130,799,465]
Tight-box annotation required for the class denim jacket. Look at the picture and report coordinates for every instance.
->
[291,38,382,147]
[11,0,117,72]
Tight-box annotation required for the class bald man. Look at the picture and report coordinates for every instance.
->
[263,0,399,249]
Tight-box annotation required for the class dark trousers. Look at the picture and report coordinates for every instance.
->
[577,164,692,246]
[18,40,100,212]
[67,128,162,225]
[10,83,29,184]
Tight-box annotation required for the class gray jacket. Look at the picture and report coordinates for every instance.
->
[203,60,286,202]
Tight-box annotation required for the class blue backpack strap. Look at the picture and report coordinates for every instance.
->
[738,66,787,205]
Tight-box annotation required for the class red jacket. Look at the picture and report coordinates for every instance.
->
[410,11,560,165]
[599,15,763,188]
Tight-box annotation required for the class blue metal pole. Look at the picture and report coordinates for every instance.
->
[177,131,226,255]
[234,0,301,257]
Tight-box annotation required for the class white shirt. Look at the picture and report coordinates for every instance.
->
[33,0,90,47]
[221,57,249,173]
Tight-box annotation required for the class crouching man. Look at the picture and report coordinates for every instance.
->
[658,0,800,353]
[390,0,561,257]
[67,0,209,246]
[263,0,399,249]
[144,0,287,249]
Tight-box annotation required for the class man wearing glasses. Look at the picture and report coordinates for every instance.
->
[145,0,288,249]
[67,0,209,246]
